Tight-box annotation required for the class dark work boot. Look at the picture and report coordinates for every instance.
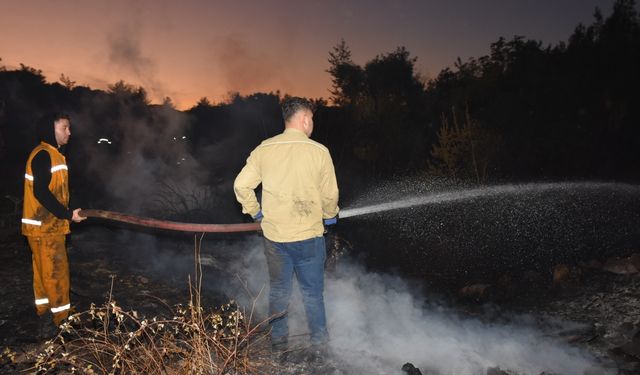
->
[306,344,326,367]
[37,315,59,340]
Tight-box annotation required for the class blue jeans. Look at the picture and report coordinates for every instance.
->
[263,236,328,345]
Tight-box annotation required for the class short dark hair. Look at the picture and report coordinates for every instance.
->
[52,112,71,123]
[282,97,313,123]
[36,112,71,145]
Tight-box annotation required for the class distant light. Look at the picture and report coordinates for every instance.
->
[173,137,177,141]
[182,136,187,139]
[97,138,112,144]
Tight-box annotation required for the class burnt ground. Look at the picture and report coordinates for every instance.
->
[0,222,639,374]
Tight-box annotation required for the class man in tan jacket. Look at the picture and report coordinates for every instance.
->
[234,97,339,363]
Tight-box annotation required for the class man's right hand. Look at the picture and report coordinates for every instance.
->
[72,208,87,222]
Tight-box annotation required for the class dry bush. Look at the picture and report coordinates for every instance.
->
[33,236,272,375]
[150,180,227,223]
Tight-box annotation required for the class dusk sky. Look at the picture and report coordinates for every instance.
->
[0,0,620,109]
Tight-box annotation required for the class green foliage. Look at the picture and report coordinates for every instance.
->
[429,106,501,183]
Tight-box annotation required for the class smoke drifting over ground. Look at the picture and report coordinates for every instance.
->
[328,264,609,374]
[223,244,607,375]
[74,179,640,373]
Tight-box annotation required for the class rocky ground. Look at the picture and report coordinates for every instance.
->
[1,224,639,374]
[457,263,640,374]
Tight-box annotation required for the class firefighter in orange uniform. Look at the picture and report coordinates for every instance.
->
[22,113,86,332]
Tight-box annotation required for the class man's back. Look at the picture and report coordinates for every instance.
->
[234,128,339,242]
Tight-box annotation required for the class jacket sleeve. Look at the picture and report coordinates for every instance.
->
[32,151,73,220]
[233,150,262,218]
[320,150,339,219]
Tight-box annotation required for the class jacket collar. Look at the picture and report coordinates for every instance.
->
[283,128,308,137]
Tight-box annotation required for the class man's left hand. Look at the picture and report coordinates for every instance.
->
[323,216,337,234]
[323,216,337,226]
[72,208,87,223]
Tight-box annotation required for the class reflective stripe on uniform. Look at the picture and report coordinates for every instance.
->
[50,164,68,173]
[50,304,71,313]
[35,298,49,305]
[25,173,34,181]
[22,218,42,226]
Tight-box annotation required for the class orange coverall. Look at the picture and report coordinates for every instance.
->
[22,142,71,326]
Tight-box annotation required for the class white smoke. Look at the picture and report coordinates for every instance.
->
[325,263,606,375]
[225,243,609,375]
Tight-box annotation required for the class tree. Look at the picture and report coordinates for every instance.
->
[59,73,76,90]
[196,97,212,108]
[429,105,501,183]
[326,39,365,106]
[162,96,175,108]
[108,80,149,106]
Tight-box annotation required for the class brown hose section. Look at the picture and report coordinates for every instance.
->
[79,209,261,233]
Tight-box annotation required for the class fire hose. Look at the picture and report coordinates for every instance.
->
[78,209,261,233]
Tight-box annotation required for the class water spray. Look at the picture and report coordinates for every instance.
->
[80,182,638,233]
[339,181,640,218]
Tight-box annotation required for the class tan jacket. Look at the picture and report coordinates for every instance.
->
[22,142,70,236]
[234,128,339,242]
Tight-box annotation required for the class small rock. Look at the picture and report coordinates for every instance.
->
[486,367,508,375]
[402,362,423,375]
[458,284,492,300]
[603,254,640,274]
[553,264,570,284]
[553,264,582,286]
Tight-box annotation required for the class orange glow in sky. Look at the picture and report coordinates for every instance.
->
[0,0,615,109]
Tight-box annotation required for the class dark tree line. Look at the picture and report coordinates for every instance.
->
[1,0,639,213]
[327,0,640,182]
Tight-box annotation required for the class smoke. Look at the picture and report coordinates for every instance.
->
[325,263,605,374]
[212,33,290,95]
[71,101,195,213]
[106,21,168,102]
[220,244,608,375]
